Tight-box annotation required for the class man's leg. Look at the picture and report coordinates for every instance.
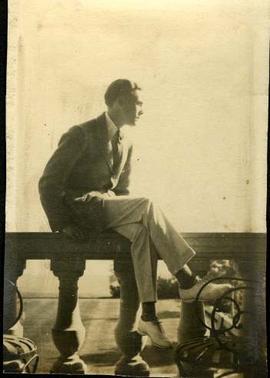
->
[103,196,195,276]
[101,195,231,348]
[103,195,231,303]
[113,222,172,349]
[113,223,158,303]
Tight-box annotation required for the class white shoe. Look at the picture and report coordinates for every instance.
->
[137,319,172,349]
[179,279,232,304]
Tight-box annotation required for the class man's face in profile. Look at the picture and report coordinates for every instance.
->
[121,89,143,126]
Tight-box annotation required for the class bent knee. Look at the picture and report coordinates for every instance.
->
[130,223,150,242]
[133,223,148,234]
[138,196,154,208]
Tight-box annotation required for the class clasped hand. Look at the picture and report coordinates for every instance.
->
[62,190,115,240]
[74,190,115,203]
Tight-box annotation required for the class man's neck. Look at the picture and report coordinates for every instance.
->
[107,109,123,128]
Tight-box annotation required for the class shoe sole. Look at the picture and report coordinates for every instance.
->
[181,289,232,304]
[181,297,226,304]
[151,341,172,349]
[180,285,232,304]
[137,328,172,349]
[181,297,210,303]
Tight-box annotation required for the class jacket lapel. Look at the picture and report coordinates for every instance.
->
[95,113,128,183]
[95,113,114,173]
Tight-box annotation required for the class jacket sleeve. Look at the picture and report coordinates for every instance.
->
[38,126,86,232]
[114,145,133,195]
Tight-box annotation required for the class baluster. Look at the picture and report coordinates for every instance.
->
[177,301,206,343]
[114,251,150,377]
[50,257,87,374]
[178,262,207,343]
[4,254,26,337]
[176,263,208,377]
[235,258,266,374]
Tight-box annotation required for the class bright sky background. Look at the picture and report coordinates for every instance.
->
[6,0,268,296]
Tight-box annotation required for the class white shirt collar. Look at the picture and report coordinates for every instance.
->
[105,112,118,141]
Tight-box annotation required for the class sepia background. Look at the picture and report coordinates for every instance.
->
[6,0,268,297]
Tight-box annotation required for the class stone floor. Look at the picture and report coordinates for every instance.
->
[23,298,180,376]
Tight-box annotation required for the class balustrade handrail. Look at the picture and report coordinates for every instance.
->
[3,231,267,375]
[4,231,266,261]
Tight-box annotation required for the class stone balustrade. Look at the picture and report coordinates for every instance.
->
[3,232,266,376]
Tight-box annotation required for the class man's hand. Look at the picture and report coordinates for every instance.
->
[62,224,88,241]
[74,191,103,203]
[74,190,116,203]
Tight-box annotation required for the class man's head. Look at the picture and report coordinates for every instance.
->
[105,79,143,126]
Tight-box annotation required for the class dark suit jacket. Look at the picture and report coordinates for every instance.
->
[39,113,133,232]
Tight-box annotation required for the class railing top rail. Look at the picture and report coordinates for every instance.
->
[4,232,266,262]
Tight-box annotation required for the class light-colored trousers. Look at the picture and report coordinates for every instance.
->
[100,196,196,302]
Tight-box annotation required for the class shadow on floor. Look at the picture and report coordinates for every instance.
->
[81,343,177,369]
[142,343,177,367]
[81,349,121,367]
[158,310,179,319]
[82,317,118,324]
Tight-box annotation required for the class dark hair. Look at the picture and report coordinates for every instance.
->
[104,79,141,107]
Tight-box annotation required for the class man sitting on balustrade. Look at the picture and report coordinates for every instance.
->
[39,79,231,349]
